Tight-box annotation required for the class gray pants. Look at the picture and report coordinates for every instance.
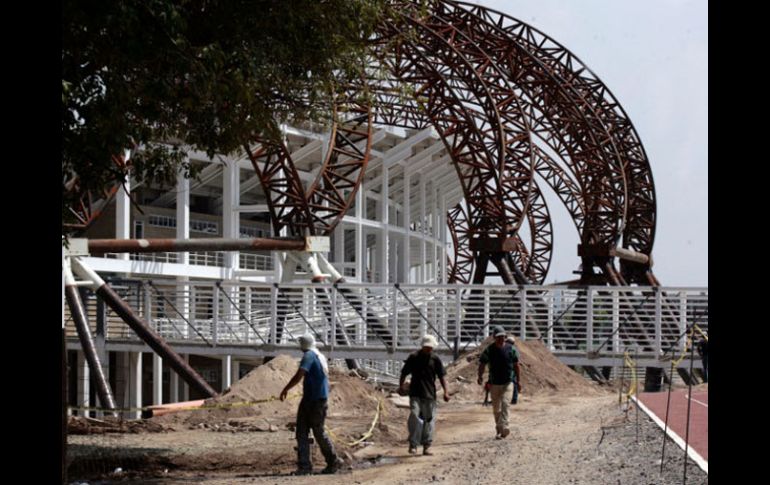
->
[296,398,337,471]
[408,396,437,447]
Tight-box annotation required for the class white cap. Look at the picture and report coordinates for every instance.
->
[421,335,438,348]
[506,335,516,344]
[298,334,316,350]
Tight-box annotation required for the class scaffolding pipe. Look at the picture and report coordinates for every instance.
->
[70,257,218,398]
[64,261,117,414]
[87,236,306,254]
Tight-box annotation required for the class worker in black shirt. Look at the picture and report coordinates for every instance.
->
[399,335,450,456]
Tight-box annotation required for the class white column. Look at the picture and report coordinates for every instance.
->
[378,164,389,283]
[390,236,399,283]
[129,352,143,419]
[419,175,426,283]
[176,166,191,337]
[432,184,439,282]
[222,355,232,391]
[177,165,190,258]
[402,170,411,283]
[440,193,447,284]
[76,351,90,417]
[222,160,240,273]
[355,178,365,282]
[334,223,344,267]
[153,354,163,405]
[115,177,131,261]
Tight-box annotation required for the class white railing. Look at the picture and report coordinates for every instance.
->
[65,281,708,365]
[238,252,273,271]
[105,251,273,270]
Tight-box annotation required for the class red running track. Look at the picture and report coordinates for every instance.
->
[637,389,708,464]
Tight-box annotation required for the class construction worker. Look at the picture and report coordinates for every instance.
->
[399,334,450,456]
[484,336,521,406]
[477,326,522,439]
[280,334,343,475]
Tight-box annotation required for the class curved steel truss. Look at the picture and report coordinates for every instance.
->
[251,0,656,285]
[68,0,658,286]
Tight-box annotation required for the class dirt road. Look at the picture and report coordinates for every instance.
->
[69,391,707,484]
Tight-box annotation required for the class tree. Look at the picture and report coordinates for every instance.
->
[62,0,383,231]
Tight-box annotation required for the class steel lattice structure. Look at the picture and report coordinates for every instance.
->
[244,0,657,286]
[67,0,658,287]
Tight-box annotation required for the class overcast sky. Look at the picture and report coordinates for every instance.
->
[468,0,708,287]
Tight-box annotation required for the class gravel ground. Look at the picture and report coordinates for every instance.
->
[67,393,707,484]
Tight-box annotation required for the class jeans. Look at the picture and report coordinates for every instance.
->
[408,396,437,447]
[296,398,337,471]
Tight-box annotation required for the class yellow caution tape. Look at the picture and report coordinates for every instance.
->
[672,324,706,367]
[325,398,383,447]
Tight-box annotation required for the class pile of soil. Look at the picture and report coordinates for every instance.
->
[68,415,172,434]
[153,354,398,439]
[446,337,604,401]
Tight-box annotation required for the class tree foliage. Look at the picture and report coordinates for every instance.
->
[62,0,383,230]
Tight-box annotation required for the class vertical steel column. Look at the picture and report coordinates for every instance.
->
[212,283,219,346]
[586,287,594,352]
[612,290,620,354]
[64,262,116,414]
[655,287,663,355]
[519,287,527,341]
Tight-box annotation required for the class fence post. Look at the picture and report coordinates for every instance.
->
[143,281,153,333]
[679,291,687,354]
[586,287,594,352]
[547,289,554,350]
[612,290,620,354]
[270,284,278,345]
[455,285,462,353]
[392,285,398,352]
[519,287,526,341]
[212,283,218,346]
[654,286,662,355]
[483,289,490,339]
[331,285,337,352]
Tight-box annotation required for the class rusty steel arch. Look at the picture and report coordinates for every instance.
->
[66,0,660,287]
[244,0,658,285]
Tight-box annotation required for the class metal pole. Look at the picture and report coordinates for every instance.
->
[683,333,696,484]
[635,346,639,443]
[87,236,306,254]
[70,258,217,398]
[64,263,116,414]
[660,359,676,474]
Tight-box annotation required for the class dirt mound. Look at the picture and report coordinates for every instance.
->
[154,354,396,433]
[446,338,603,401]
[68,415,172,434]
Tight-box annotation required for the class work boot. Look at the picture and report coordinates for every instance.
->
[423,445,433,456]
[500,428,511,438]
[408,445,418,454]
[292,468,313,476]
[321,458,343,474]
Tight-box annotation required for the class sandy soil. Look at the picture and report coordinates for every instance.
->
[67,342,707,484]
